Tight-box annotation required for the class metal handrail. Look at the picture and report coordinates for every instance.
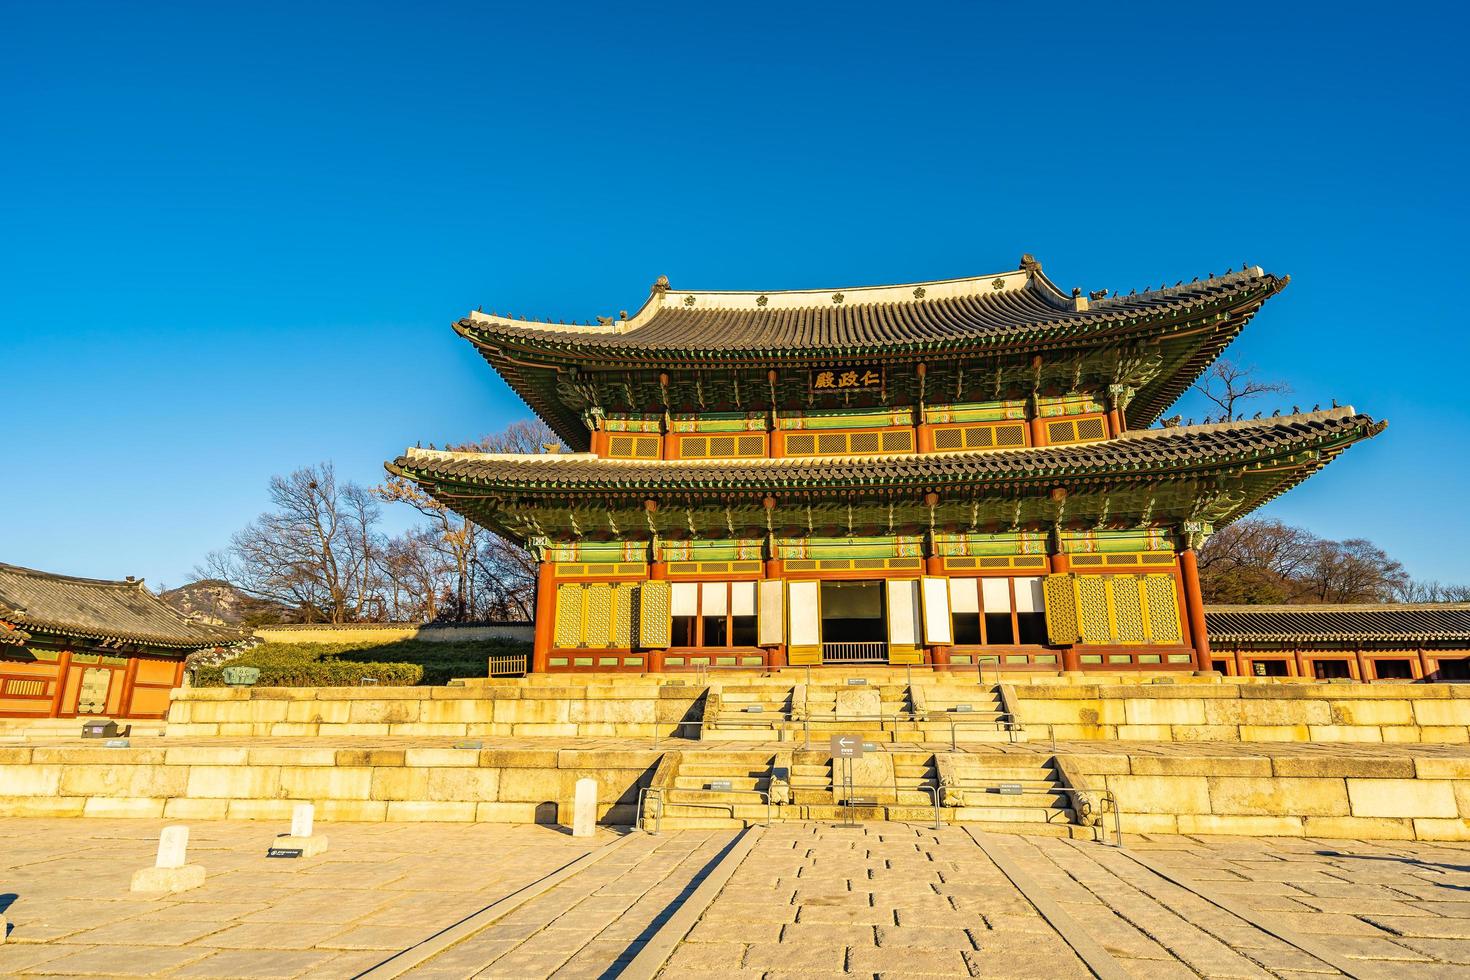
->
[976,654,1001,688]
[940,781,1122,847]
[636,785,772,835]
[835,781,942,830]
[948,716,1022,748]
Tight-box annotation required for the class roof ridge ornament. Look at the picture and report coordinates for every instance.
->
[651,275,670,293]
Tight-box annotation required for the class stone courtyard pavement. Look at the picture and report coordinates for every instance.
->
[4,820,1470,979]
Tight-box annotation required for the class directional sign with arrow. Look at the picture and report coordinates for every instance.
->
[830,734,865,759]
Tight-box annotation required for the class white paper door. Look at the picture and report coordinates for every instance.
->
[757,580,784,645]
[948,577,979,614]
[671,582,699,616]
[885,579,921,647]
[788,581,821,646]
[920,577,953,644]
[701,581,727,616]
[1014,577,1043,614]
[730,581,756,616]
[981,577,1012,613]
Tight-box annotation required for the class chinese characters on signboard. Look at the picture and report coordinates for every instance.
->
[810,368,882,392]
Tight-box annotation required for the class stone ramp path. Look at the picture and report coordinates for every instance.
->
[395,830,736,979]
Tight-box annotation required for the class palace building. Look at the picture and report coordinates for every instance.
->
[387,256,1384,674]
[0,562,243,719]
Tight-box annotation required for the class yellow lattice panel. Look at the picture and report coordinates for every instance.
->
[607,434,661,459]
[1045,414,1109,445]
[945,555,1048,572]
[782,428,914,457]
[1069,551,1175,569]
[1076,575,1112,644]
[1043,574,1080,644]
[1143,575,1183,643]
[583,584,613,648]
[610,584,634,648]
[1112,576,1147,644]
[638,581,672,648]
[931,421,1028,452]
[554,584,584,648]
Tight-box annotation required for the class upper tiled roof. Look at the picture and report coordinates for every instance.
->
[1206,603,1470,645]
[458,261,1283,357]
[388,407,1382,493]
[0,563,245,651]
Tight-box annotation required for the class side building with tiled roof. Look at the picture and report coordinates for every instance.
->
[1205,604,1470,682]
[0,562,244,720]
[389,255,1384,676]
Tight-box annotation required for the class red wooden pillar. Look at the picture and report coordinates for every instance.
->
[1354,645,1372,683]
[119,656,140,718]
[49,649,73,718]
[532,561,557,673]
[1178,549,1212,671]
[1106,408,1123,438]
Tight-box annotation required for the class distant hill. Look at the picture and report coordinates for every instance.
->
[161,579,290,626]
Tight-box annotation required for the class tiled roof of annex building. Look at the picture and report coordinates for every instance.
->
[0,562,244,650]
[389,407,1383,493]
[1206,603,1470,645]
[456,258,1284,356]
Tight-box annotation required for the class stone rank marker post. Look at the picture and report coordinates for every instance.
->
[130,825,205,893]
[268,803,329,858]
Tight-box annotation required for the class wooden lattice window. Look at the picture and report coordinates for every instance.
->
[607,434,660,459]
[553,582,637,649]
[1046,414,1109,445]
[1042,573,1184,645]
[782,428,914,457]
[677,433,766,459]
[931,421,1028,452]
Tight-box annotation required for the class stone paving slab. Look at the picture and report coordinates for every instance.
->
[8,818,1470,978]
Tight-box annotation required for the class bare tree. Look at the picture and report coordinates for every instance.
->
[201,463,384,623]
[1200,518,1412,605]
[377,419,555,622]
[1192,359,1291,421]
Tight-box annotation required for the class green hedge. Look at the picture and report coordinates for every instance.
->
[194,638,529,688]
[194,659,422,688]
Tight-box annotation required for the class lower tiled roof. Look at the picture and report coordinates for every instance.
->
[1206,603,1470,644]
[389,408,1382,493]
[0,562,245,651]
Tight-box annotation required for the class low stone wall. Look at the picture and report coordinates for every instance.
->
[165,684,703,739]
[1011,682,1470,743]
[1066,749,1470,840]
[0,744,657,825]
[252,623,534,644]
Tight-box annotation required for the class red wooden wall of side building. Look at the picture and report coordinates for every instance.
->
[0,650,184,719]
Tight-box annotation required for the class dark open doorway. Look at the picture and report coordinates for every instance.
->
[819,580,889,663]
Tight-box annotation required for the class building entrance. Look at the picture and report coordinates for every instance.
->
[819,580,887,662]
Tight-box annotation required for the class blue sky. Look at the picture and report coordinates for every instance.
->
[3,1,1466,589]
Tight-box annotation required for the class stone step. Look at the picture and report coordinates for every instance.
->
[946,765,1058,779]
[672,776,768,791]
[952,805,1076,823]
[952,791,1069,808]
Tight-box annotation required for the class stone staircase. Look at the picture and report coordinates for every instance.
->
[641,748,1089,837]
[938,754,1091,838]
[701,679,1023,744]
